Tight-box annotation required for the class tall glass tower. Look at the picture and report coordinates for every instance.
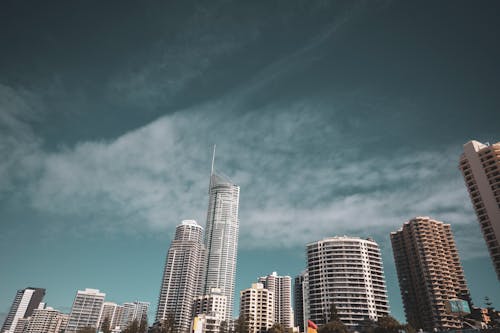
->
[202,147,240,322]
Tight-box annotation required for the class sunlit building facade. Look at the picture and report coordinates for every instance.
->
[459,140,500,280]
[306,236,389,328]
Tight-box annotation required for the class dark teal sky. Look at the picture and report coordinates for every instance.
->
[1,0,500,325]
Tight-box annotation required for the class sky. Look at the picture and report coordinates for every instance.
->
[1,0,500,326]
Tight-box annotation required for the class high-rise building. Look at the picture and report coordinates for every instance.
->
[120,301,149,329]
[391,216,471,331]
[239,283,274,333]
[258,272,293,328]
[293,271,309,333]
[25,307,67,333]
[66,288,105,333]
[306,236,390,328]
[193,288,227,320]
[202,150,240,322]
[459,140,500,280]
[156,220,205,333]
[99,302,122,331]
[1,287,45,333]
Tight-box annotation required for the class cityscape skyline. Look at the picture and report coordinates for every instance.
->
[1,0,500,330]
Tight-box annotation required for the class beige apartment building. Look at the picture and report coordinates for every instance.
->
[258,272,293,329]
[193,288,227,320]
[391,217,471,332]
[459,140,500,280]
[24,307,68,333]
[239,283,274,333]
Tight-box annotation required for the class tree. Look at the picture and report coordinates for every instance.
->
[123,319,140,333]
[318,321,348,333]
[219,320,228,333]
[101,316,111,333]
[149,314,176,333]
[328,303,340,322]
[267,323,285,333]
[139,318,149,333]
[374,316,401,333]
[234,314,250,333]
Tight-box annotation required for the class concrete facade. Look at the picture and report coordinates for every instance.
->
[66,288,105,333]
[391,217,471,331]
[156,220,205,333]
[306,236,389,328]
[239,283,274,333]
[258,272,293,328]
[459,140,500,280]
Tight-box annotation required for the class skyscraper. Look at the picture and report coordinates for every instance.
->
[459,140,500,280]
[66,288,105,333]
[391,216,471,331]
[99,302,122,331]
[202,149,240,322]
[1,287,45,333]
[293,271,308,333]
[121,301,149,329]
[258,272,293,328]
[239,283,274,333]
[306,236,390,329]
[156,220,205,333]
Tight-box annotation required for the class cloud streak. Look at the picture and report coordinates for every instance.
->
[0,89,484,261]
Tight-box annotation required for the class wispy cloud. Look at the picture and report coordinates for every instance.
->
[0,88,484,260]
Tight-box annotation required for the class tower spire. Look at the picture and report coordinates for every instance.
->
[211,144,216,176]
[209,144,216,192]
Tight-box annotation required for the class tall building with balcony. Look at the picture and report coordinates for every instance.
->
[156,220,205,333]
[293,271,309,333]
[66,288,105,333]
[239,283,274,333]
[120,301,149,329]
[459,140,500,280]
[99,302,122,331]
[202,152,240,322]
[25,307,67,333]
[391,216,471,332]
[306,236,389,328]
[258,272,293,328]
[193,288,227,320]
[1,287,45,333]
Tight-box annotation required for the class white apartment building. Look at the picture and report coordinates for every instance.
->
[156,220,205,333]
[99,302,123,331]
[65,288,105,333]
[120,301,149,329]
[193,288,227,320]
[258,272,293,328]
[306,236,390,328]
[239,283,274,333]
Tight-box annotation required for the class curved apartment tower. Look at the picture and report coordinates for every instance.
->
[306,236,389,328]
[202,162,240,322]
[156,220,205,333]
